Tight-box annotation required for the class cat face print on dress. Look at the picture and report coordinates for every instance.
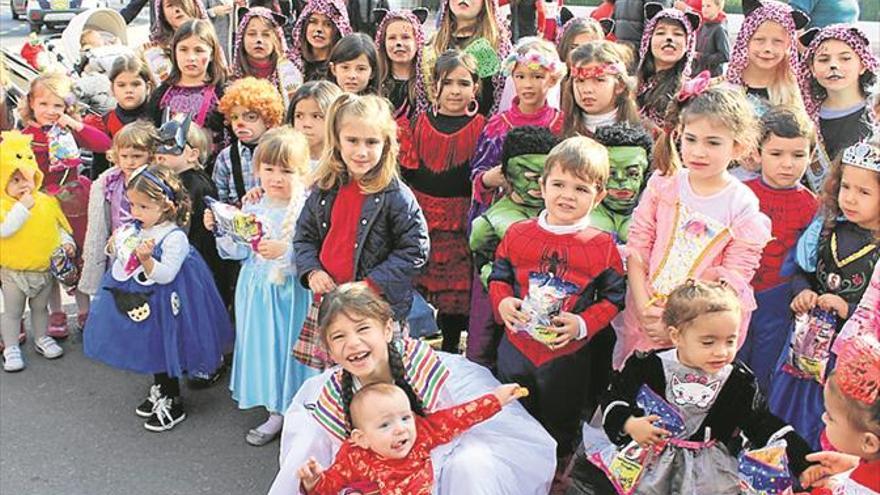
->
[671,373,721,408]
[105,287,154,323]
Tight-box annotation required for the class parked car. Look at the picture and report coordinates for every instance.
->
[11,0,27,20]
[25,0,106,34]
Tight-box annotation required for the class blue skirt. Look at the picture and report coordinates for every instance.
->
[229,264,318,414]
[84,249,234,378]
[767,332,831,450]
[738,284,793,394]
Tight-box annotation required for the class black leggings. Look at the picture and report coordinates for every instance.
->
[153,373,180,398]
[437,313,468,353]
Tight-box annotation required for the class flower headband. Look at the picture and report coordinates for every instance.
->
[570,62,624,81]
[835,334,880,405]
[131,166,176,201]
[676,70,713,103]
[502,50,566,78]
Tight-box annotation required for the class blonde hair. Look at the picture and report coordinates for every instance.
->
[350,383,409,429]
[18,71,77,124]
[542,136,610,187]
[108,121,158,164]
[431,0,501,55]
[237,16,284,77]
[313,94,399,194]
[562,41,639,138]
[662,279,741,330]
[185,121,210,165]
[252,126,311,283]
[219,77,285,128]
[654,81,759,176]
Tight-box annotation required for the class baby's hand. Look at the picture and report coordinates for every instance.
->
[18,192,35,209]
[624,415,670,448]
[492,383,528,406]
[481,165,506,189]
[816,293,849,318]
[135,239,156,263]
[498,297,528,331]
[297,457,324,493]
[801,451,860,488]
[791,289,818,314]
[203,209,215,231]
[56,113,84,132]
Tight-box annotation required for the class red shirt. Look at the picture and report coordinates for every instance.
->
[489,219,625,367]
[745,179,818,292]
[319,181,366,284]
[309,394,502,495]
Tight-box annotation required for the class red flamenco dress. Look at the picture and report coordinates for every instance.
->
[400,112,486,351]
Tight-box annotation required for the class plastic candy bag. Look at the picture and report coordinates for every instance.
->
[143,45,172,82]
[114,223,142,275]
[47,124,81,173]
[514,272,578,344]
[783,308,838,383]
[277,59,303,97]
[49,246,79,290]
[605,386,687,495]
[738,441,794,495]
[205,197,263,250]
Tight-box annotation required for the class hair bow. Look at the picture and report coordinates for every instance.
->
[570,63,623,81]
[836,334,880,405]
[676,70,713,103]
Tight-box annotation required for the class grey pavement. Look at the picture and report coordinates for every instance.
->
[0,325,280,495]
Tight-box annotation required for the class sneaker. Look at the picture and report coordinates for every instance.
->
[47,312,69,339]
[187,367,224,389]
[135,385,163,418]
[3,346,24,372]
[144,396,186,432]
[0,324,26,353]
[34,336,64,359]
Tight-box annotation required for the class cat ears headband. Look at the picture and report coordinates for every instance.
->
[644,2,701,33]
[373,7,429,26]
[559,7,614,37]
[742,0,810,30]
[237,6,287,27]
[156,113,193,157]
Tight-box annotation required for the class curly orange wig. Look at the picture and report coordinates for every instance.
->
[218,77,285,129]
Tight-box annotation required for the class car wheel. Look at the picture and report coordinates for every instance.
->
[30,22,42,34]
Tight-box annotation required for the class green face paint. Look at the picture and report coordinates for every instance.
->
[603,146,648,213]
[506,154,546,207]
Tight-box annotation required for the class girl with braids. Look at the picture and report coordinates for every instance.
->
[267,283,556,495]
[635,3,700,136]
[204,127,318,446]
[374,8,430,120]
[84,165,233,432]
[725,0,811,116]
[287,0,353,83]
[616,77,771,370]
[799,24,878,192]
[422,0,512,116]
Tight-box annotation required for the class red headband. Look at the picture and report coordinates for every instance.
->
[836,334,880,405]
[571,63,623,81]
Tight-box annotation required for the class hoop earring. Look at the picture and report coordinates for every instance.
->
[465,98,479,117]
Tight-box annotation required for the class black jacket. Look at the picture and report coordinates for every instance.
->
[693,18,731,77]
[612,0,672,56]
[294,177,430,320]
[603,351,813,476]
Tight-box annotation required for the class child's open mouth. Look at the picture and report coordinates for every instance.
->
[391,438,409,451]
[347,351,369,364]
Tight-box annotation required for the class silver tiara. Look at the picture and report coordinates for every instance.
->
[842,140,880,173]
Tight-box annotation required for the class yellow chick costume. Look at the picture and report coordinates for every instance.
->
[0,130,72,274]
